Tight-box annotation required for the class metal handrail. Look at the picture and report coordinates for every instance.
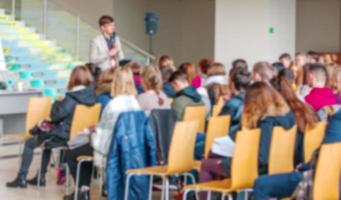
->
[120,37,156,60]
[8,0,155,64]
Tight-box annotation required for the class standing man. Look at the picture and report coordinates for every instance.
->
[90,15,124,70]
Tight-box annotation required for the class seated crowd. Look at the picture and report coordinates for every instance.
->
[5,52,341,200]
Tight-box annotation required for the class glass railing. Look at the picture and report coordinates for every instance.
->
[1,0,155,65]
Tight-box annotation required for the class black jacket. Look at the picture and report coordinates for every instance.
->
[258,111,296,174]
[219,92,245,141]
[49,86,97,142]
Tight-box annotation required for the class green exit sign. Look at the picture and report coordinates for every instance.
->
[269,27,275,34]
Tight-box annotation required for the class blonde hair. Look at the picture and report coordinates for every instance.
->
[111,68,137,97]
[141,66,163,91]
[333,67,341,93]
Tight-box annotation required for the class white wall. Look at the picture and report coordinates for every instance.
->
[215,0,296,68]
[296,0,340,52]
[112,0,216,65]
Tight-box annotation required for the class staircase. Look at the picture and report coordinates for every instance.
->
[0,1,155,98]
[0,9,81,98]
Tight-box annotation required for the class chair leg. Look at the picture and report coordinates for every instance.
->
[182,190,190,200]
[65,164,71,194]
[244,191,248,200]
[184,172,196,184]
[124,173,132,200]
[208,191,212,200]
[165,178,169,200]
[161,177,165,200]
[148,175,153,200]
[98,167,103,196]
[74,160,83,200]
[221,193,225,200]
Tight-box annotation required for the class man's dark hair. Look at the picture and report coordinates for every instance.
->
[272,62,285,74]
[279,53,291,61]
[232,59,248,71]
[98,15,114,27]
[230,67,251,91]
[168,70,188,83]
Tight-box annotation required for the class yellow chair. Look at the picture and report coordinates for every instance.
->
[182,128,261,200]
[193,115,231,171]
[303,121,327,162]
[62,104,101,199]
[183,105,206,133]
[268,125,297,174]
[313,143,341,200]
[167,98,174,105]
[211,97,225,117]
[1,97,52,141]
[69,104,101,140]
[123,121,199,200]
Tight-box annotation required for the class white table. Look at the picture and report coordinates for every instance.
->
[0,90,42,134]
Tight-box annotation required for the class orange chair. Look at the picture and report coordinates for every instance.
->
[268,125,297,174]
[303,121,327,162]
[313,143,341,200]
[183,106,206,133]
[123,121,199,200]
[182,128,261,200]
[193,115,231,171]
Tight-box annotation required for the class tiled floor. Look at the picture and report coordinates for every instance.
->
[0,143,168,200]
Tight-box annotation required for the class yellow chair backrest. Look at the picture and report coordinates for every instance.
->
[268,125,297,174]
[168,98,174,105]
[167,121,199,174]
[25,97,52,134]
[313,143,341,200]
[230,128,261,190]
[211,97,225,117]
[69,104,101,140]
[304,121,327,162]
[204,115,231,158]
[183,106,206,133]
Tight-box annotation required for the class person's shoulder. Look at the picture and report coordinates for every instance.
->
[92,34,104,42]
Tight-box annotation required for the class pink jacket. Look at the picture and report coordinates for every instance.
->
[305,87,337,111]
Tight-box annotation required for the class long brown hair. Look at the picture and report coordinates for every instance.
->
[67,65,93,90]
[242,82,290,129]
[178,62,197,83]
[274,70,318,132]
[95,68,115,95]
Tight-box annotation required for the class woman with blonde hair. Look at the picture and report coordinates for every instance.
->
[138,66,170,112]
